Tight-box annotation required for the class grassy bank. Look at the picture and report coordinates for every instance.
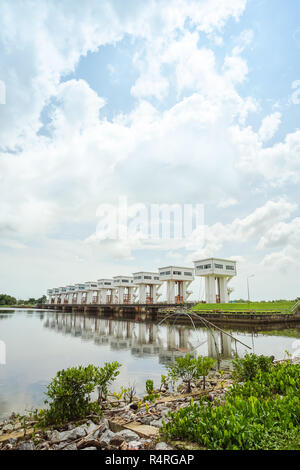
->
[191,300,296,315]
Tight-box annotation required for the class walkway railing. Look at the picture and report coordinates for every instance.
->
[292,300,300,315]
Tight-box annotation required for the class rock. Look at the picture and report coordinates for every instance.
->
[99,429,115,445]
[102,418,110,431]
[85,420,100,435]
[114,429,140,442]
[155,442,173,450]
[47,429,60,442]
[93,423,106,438]
[128,440,143,450]
[16,441,35,450]
[55,424,88,442]
[7,438,18,446]
[124,422,159,439]
[81,446,97,450]
[36,442,50,450]
[13,423,22,431]
[155,404,166,411]
[150,418,164,428]
[140,416,154,425]
[2,424,14,432]
[109,435,126,447]
[2,443,13,450]
[128,439,151,450]
[62,443,78,451]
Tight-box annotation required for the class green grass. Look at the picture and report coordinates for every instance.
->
[191,300,296,315]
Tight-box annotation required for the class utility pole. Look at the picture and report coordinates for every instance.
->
[247,274,255,303]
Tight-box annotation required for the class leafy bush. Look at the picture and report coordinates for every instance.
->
[166,354,215,393]
[143,379,160,403]
[232,353,273,382]
[42,362,121,425]
[160,361,300,450]
[95,361,121,404]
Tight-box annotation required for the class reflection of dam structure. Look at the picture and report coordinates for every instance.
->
[43,313,236,365]
[207,330,235,358]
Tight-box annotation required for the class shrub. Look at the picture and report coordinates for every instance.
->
[95,361,121,404]
[42,362,121,425]
[232,353,273,382]
[143,379,160,403]
[166,354,215,393]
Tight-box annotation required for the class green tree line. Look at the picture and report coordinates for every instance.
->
[0,294,47,306]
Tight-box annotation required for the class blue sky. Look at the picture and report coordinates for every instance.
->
[0,0,299,300]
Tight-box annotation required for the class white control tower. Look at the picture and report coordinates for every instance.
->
[193,258,236,303]
[133,272,163,304]
[158,266,194,304]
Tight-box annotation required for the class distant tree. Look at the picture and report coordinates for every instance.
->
[37,295,47,304]
[0,294,17,305]
[26,298,37,305]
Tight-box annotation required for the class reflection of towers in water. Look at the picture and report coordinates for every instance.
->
[207,331,234,359]
[81,318,95,341]
[166,326,191,351]
[44,313,234,365]
[94,318,109,344]
[158,326,194,365]
[131,323,161,357]
[109,320,133,350]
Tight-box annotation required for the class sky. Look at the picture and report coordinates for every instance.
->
[0,0,299,301]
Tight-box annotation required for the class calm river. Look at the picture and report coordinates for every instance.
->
[0,308,299,420]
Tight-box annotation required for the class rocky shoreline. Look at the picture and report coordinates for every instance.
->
[0,370,233,451]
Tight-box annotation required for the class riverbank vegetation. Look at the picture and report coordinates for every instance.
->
[1,354,299,450]
[160,354,300,450]
[192,300,297,314]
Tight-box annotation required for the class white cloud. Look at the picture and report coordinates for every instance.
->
[223,55,248,84]
[257,217,300,250]
[218,198,238,208]
[261,245,300,271]
[0,0,299,300]
[258,112,281,142]
[188,198,297,258]
[231,125,300,185]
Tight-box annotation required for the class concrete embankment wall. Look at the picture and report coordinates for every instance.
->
[157,309,300,326]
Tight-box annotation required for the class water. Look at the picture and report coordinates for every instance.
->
[0,308,299,420]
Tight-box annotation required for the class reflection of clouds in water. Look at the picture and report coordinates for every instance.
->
[0,398,10,418]
[293,28,300,48]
